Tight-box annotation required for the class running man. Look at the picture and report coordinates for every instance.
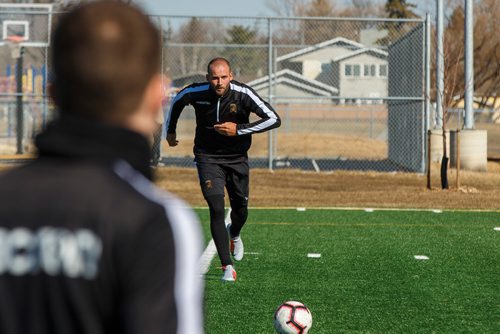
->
[166,57,280,281]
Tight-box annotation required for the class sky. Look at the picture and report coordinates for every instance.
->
[139,0,432,18]
[139,0,271,17]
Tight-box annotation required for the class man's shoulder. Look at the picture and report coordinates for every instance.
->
[230,80,258,97]
[180,82,210,94]
[230,80,251,90]
[173,82,210,103]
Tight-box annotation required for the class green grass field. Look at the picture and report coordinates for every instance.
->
[196,208,500,333]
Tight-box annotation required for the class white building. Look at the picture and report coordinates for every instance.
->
[274,37,388,104]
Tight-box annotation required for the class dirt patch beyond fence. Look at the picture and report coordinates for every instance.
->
[1,160,499,210]
[154,162,500,210]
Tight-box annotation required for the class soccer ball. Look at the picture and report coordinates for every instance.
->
[274,301,313,334]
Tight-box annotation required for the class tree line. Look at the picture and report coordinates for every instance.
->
[9,0,499,109]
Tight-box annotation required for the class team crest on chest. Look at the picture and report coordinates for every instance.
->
[229,103,237,113]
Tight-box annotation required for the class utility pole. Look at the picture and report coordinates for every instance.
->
[464,0,474,129]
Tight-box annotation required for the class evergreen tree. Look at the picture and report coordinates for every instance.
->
[223,25,262,78]
[384,0,417,20]
[303,0,341,44]
[377,0,418,45]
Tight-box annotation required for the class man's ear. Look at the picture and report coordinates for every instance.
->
[144,74,163,115]
[123,74,164,139]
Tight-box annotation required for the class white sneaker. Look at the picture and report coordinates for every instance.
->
[221,265,237,282]
[230,236,244,261]
[227,223,244,261]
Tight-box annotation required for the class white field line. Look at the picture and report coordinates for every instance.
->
[199,239,217,275]
[200,208,232,275]
[191,207,500,214]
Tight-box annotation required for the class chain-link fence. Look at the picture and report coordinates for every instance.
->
[2,11,497,170]
[154,15,428,172]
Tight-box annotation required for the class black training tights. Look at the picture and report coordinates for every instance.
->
[206,195,248,266]
[228,197,248,237]
[206,195,231,266]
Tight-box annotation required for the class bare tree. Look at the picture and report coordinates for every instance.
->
[265,0,308,47]
[472,0,500,110]
[340,0,384,17]
[438,0,500,112]
[265,0,308,17]
[429,0,499,188]
[337,0,385,40]
[170,18,219,76]
[302,0,335,43]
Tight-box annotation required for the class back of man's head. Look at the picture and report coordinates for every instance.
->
[51,1,160,122]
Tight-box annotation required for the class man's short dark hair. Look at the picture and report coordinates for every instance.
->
[51,1,160,122]
[207,57,231,74]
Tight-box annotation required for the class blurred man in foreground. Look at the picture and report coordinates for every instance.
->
[0,1,203,333]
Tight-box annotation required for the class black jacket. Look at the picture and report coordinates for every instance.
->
[0,115,203,334]
[166,80,281,161]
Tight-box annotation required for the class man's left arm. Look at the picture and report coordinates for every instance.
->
[236,85,281,135]
[238,100,280,135]
[214,84,280,137]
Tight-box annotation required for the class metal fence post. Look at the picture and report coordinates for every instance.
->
[16,47,24,155]
[425,14,431,134]
[424,14,431,173]
[267,18,274,171]
[43,48,49,128]
[464,0,474,129]
[436,0,444,130]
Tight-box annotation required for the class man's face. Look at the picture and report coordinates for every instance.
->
[207,62,233,97]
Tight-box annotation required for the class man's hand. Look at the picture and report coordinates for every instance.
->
[166,132,179,146]
[214,122,237,136]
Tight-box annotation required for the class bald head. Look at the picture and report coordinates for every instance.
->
[206,57,233,97]
[207,57,232,74]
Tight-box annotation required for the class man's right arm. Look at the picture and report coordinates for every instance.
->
[166,132,178,147]
[165,88,189,146]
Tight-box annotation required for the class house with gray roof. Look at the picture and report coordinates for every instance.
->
[275,37,388,104]
[248,69,338,103]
